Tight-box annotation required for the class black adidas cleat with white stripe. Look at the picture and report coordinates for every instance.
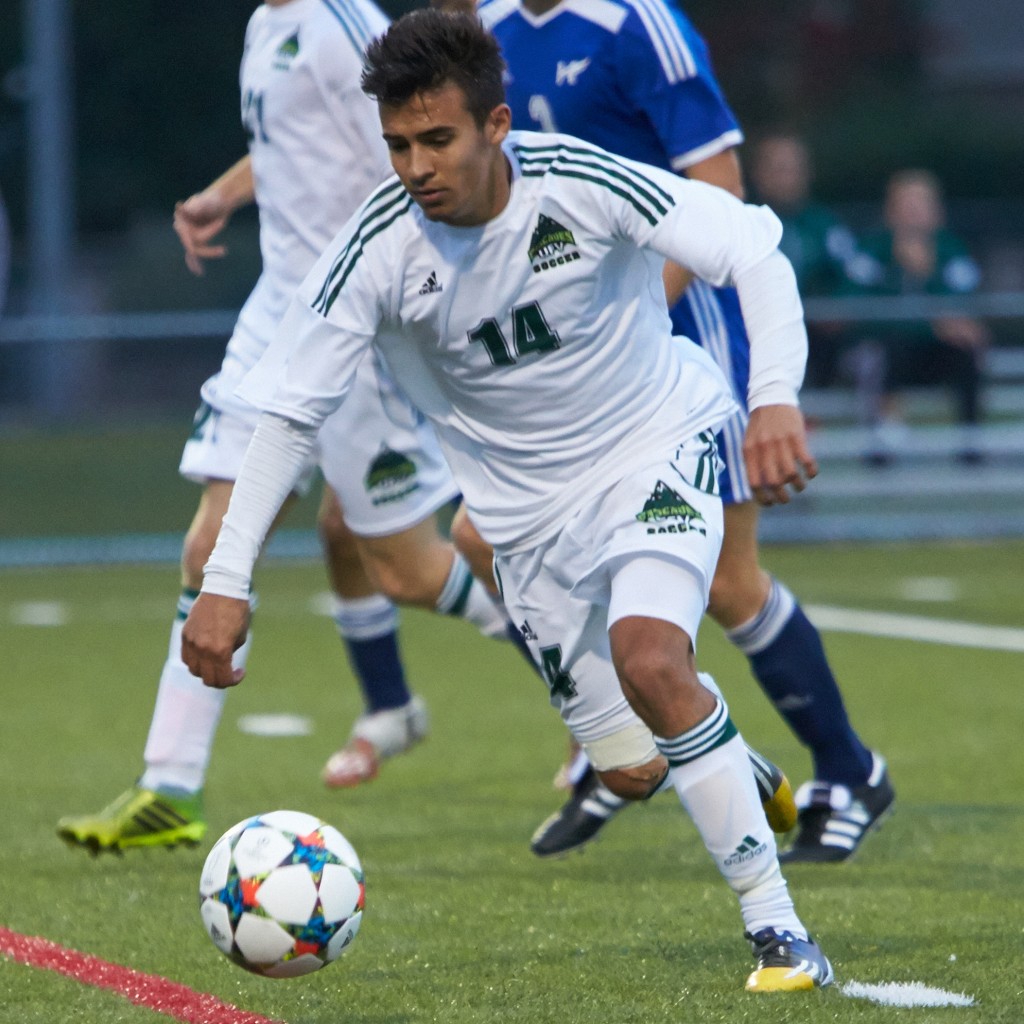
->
[530,745,796,858]
[530,767,625,858]
[779,752,895,864]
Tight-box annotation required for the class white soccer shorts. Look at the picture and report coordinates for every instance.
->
[314,356,460,537]
[180,288,458,533]
[494,431,725,765]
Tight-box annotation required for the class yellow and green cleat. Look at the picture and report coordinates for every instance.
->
[57,786,206,855]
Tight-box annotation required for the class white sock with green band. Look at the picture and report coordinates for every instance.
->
[655,700,806,938]
[435,552,508,638]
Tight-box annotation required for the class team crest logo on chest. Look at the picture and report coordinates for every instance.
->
[527,213,582,274]
[364,446,420,506]
[272,31,300,70]
[636,481,707,536]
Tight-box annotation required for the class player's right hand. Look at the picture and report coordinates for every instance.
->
[181,592,251,688]
[173,191,231,275]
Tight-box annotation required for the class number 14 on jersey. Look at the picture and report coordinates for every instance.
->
[468,301,562,366]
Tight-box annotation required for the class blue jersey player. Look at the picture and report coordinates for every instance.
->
[471,0,894,864]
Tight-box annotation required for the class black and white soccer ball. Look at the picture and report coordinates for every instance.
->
[199,810,364,978]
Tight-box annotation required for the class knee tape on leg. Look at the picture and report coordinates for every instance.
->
[581,722,659,772]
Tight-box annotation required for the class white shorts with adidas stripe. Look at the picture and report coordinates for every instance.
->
[494,432,724,761]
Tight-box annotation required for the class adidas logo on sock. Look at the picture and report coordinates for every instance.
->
[419,271,443,295]
[725,834,768,866]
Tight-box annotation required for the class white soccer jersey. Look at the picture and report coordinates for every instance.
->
[219,0,390,382]
[239,131,797,550]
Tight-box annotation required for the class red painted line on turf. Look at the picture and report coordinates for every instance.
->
[0,926,284,1024]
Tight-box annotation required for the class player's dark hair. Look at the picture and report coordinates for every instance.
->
[361,10,506,128]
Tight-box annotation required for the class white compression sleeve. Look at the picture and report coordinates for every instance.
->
[202,412,319,600]
[732,248,808,411]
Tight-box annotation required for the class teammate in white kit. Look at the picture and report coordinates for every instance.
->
[56,0,514,854]
[432,0,893,867]
[183,9,835,992]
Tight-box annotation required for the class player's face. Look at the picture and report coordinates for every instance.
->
[380,82,512,227]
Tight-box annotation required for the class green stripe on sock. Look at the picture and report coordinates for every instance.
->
[446,571,475,618]
[661,715,738,767]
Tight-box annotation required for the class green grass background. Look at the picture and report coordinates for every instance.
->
[2,539,1023,1023]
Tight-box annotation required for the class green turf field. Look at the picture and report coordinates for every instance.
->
[2,542,1022,1022]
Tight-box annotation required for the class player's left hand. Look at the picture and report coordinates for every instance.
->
[173,191,232,276]
[743,404,818,506]
[181,592,251,688]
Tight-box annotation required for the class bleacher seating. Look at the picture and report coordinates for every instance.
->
[759,345,1024,543]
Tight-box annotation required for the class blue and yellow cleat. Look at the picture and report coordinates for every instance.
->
[745,928,834,992]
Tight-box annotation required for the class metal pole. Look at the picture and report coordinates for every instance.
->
[0,188,10,316]
[24,0,79,418]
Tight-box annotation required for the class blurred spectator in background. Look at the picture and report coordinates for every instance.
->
[749,131,858,387]
[843,169,989,464]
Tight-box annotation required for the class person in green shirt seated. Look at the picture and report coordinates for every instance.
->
[842,169,989,464]
[749,132,859,389]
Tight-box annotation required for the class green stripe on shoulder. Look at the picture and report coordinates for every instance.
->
[514,141,675,208]
[321,193,416,316]
[313,181,409,313]
[514,144,674,226]
[519,164,659,227]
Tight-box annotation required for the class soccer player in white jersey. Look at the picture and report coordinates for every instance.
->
[55,0,516,854]
[448,0,894,865]
[182,10,836,992]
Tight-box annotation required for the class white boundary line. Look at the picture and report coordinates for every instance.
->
[842,980,974,1007]
[806,604,1024,653]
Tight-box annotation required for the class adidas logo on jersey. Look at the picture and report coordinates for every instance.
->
[528,214,581,274]
[556,58,591,87]
[272,31,300,70]
[419,271,443,295]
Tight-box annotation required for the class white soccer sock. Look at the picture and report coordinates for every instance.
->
[140,592,252,794]
[656,697,806,938]
[435,552,508,638]
[331,592,399,641]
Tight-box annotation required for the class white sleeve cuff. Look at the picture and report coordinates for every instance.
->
[732,249,807,411]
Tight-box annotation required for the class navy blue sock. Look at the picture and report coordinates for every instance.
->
[332,595,410,713]
[727,580,873,787]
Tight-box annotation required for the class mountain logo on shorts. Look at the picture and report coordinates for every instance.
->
[273,31,300,70]
[528,213,581,274]
[365,446,420,506]
[635,481,707,536]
